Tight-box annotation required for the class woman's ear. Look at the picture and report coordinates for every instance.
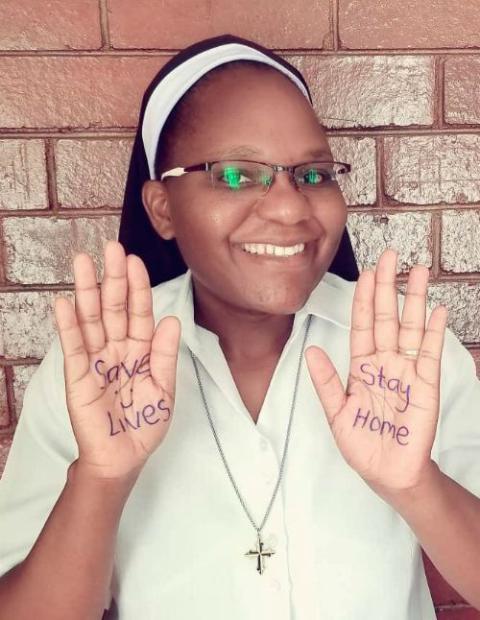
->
[142,180,176,240]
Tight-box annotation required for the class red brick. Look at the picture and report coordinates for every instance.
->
[0,140,48,210]
[427,283,480,344]
[0,0,102,50]
[3,215,120,284]
[12,365,38,420]
[424,553,466,606]
[0,54,434,131]
[0,290,75,359]
[0,57,166,129]
[467,348,480,377]
[348,211,432,273]
[339,0,480,49]
[0,435,14,479]
[55,139,133,208]
[107,0,331,50]
[441,211,480,273]
[289,55,434,128]
[384,136,480,205]
[0,369,9,428]
[329,137,376,205]
[436,608,480,618]
[445,58,480,125]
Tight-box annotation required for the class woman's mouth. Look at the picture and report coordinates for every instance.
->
[240,242,306,257]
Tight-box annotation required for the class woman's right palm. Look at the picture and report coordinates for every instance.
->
[54,240,181,480]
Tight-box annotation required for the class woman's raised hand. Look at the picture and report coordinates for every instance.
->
[54,240,181,480]
[305,249,448,496]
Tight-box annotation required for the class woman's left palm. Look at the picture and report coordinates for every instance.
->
[306,249,448,494]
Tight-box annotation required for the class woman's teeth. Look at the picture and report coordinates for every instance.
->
[240,242,305,257]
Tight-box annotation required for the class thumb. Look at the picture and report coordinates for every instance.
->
[305,346,346,426]
[150,316,181,401]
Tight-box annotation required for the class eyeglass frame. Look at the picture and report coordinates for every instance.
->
[159,159,351,196]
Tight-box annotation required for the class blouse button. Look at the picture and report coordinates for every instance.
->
[259,438,269,451]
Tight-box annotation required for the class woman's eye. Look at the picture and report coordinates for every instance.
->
[299,168,332,185]
[219,168,252,187]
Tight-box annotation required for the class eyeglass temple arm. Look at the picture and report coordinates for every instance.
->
[160,167,188,181]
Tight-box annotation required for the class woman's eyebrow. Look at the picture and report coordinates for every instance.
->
[213,145,332,160]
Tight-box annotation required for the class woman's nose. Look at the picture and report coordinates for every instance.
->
[254,171,312,225]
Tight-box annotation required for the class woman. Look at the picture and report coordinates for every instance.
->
[0,34,479,620]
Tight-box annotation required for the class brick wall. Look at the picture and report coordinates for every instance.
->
[0,1,479,617]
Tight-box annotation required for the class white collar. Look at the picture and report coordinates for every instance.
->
[169,269,352,356]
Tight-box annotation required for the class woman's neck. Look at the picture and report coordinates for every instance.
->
[193,284,294,366]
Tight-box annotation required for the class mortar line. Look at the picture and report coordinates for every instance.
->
[99,0,111,50]
[376,136,384,209]
[1,272,480,294]
[2,365,16,430]
[1,205,479,217]
[0,359,41,367]
[430,211,442,280]
[0,208,121,217]
[435,56,446,129]
[331,0,339,51]
[45,138,59,211]
[0,217,6,284]
[0,48,480,57]
[1,127,479,139]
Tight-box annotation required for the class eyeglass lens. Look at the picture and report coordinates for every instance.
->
[210,161,348,195]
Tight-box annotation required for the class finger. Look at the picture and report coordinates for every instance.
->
[54,296,97,393]
[416,305,448,389]
[398,264,429,358]
[350,269,375,360]
[72,253,105,354]
[101,241,128,343]
[126,254,154,344]
[150,316,181,401]
[305,346,346,426]
[374,248,399,354]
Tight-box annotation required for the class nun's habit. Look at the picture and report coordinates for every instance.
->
[118,32,359,284]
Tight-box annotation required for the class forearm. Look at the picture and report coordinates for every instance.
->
[0,459,138,620]
[382,461,480,610]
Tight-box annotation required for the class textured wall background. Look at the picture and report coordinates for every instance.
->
[0,1,480,616]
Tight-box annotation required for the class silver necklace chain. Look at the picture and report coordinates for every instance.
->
[189,314,312,539]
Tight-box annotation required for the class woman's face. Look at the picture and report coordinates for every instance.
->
[146,67,348,316]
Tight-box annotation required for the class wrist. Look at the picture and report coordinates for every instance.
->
[67,459,142,494]
[375,461,444,513]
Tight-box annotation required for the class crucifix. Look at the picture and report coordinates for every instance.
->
[245,533,275,574]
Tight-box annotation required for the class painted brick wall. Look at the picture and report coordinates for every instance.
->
[0,1,479,617]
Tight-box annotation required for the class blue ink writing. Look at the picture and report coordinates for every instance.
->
[353,407,410,445]
[108,399,171,436]
[94,354,151,390]
[359,362,411,412]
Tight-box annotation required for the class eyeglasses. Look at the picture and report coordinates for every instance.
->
[160,159,351,198]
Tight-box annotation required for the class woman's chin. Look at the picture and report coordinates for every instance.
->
[241,285,314,316]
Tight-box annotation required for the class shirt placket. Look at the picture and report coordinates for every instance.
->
[252,431,293,619]
[186,304,313,620]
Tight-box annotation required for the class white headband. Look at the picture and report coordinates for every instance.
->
[142,42,311,180]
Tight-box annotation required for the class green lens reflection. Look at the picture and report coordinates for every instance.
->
[223,166,242,190]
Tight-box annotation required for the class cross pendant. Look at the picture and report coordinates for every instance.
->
[245,533,275,574]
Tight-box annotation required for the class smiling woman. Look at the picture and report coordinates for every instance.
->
[0,32,479,620]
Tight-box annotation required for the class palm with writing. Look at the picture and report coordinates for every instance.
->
[54,241,181,480]
[305,249,448,496]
